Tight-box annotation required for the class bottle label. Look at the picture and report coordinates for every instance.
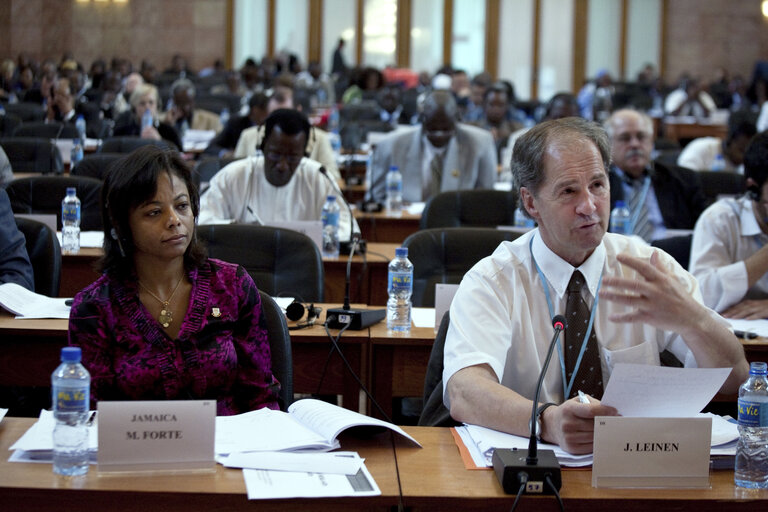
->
[62,203,81,223]
[738,398,768,427]
[322,211,339,227]
[389,270,412,293]
[386,179,402,194]
[53,384,89,413]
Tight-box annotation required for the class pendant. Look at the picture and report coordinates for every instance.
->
[159,302,173,328]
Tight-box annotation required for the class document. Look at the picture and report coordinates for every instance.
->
[9,409,98,463]
[726,318,768,338]
[0,282,71,318]
[55,230,104,248]
[220,451,364,475]
[242,463,381,499]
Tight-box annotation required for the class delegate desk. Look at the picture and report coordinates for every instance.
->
[1,419,766,511]
[663,118,727,144]
[354,210,421,244]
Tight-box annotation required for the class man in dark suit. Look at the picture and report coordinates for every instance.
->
[204,92,269,158]
[606,109,707,241]
[0,189,33,291]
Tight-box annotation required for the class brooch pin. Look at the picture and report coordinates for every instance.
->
[451,169,459,177]
[212,307,221,318]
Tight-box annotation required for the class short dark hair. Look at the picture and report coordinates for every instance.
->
[744,131,768,189]
[512,117,611,215]
[101,145,206,278]
[263,109,310,150]
[727,110,757,145]
[248,91,269,110]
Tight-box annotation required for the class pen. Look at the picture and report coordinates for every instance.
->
[734,330,759,340]
[65,299,73,306]
[577,390,591,404]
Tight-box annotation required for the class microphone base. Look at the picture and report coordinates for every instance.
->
[326,307,385,330]
[492,448,562,495]
[340,239,367,255]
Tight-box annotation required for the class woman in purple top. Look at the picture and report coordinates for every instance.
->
[68,145,279,415]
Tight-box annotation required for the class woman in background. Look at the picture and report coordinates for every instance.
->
[113,83,183,151]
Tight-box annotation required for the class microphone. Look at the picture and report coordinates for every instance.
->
[492,314,565,495]
[325,234,385,330]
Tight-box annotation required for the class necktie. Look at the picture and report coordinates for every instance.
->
[428,152,444,199]
[564,271,604,399]
[628,178,653,242]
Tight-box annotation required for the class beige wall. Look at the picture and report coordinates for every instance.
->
[0,0,227,73]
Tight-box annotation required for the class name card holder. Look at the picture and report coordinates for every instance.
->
[98,400,216,474]
[592,416,712,488]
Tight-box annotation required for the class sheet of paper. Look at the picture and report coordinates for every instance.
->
[273,297,295,311]
[220,451,364,475]
[10,410,98,452]
[56,230,104,248]
[0,408,6,423]
[600,364,731,417]
[411,307,434,329]
[242,463,381,499]
[0,282,71,317]
[726,318,768,338]
[406,202,425,215]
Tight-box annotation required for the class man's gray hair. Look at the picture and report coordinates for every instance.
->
[603,108,653,139]
[511,117,611,213]
[170,77,196,98]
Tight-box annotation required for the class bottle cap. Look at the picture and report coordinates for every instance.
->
[61,346,82,362]
[389,165,399,172]
[326,195,336,202]
[66,187,76,195]
[615,200,626,208]
[395,247,408,258]
[749,361,767,375]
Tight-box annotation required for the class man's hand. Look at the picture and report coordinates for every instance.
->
[541,396,618,454]
[722,299,768,320]
[140,125,162,141]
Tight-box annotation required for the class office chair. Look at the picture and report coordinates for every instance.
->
[420,189,519,229]
[14,216,62,297]
[0,137,63,174]
[259,290,294,411]
[4,102,45,122]
[100,136,175,154]
[70,153,123,181]
[651,234,693,271]
[12,121,78,139]
[417,310,459,427]
[6,175,103,231]
[697,170,746,206]
[0,112,22,137]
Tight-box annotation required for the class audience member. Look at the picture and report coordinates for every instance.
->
[505,92,580,159]
[200,109,356,241]
[442,117,747,454]
[0,189,33,291]
[606,109,707,241]
[0,146,13,189]
[45,76,101,127]
[471,82,523,159]
[577,70,614,121]
[163,78,223,135]
[331,38,348,76]
[677,113,757,173]
[366,90,497,204]
[113,83,182,151]
[204,92,269,158]
[665,77,717,117]
[68,146,279,414]
[295,61,335,106]
[690,131,768,318]
[461,73,492,122]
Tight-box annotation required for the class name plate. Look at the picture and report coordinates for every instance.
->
[97,400,216,473]
[592,416,712,488]
[265,220,323,252]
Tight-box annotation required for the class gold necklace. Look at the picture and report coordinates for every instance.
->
[138,275,185,328]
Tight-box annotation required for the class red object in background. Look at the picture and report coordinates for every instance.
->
[382,67,419,89]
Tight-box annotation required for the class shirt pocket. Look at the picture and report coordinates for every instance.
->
[601,341,659,374]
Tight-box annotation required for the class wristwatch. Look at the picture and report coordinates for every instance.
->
[529,402,557,441]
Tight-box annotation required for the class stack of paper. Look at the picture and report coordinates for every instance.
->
[9,410,98,464]
[0,282,71,318]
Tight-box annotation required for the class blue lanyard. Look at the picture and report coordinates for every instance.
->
[629,176,651,232]
[529,235,603,399]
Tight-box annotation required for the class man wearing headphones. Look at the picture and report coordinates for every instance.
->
[366,90,497,204]
[690,131,768,318]
[199,109,356,242]
[677,113,757,173]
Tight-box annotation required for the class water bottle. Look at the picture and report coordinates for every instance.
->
[711,153,726,172]
[387,247,413,333]
[385,165,403,217]
[321,195,340,258]
[328,104,340,134]
[141,109,153,131]
[514,207,535,229]
[735,361,768,489]
[219,107,230,127]
[61,187,81,255]
[610,200,632,235]
[70,138,84,170]
[52,346,90,476]
[75,114,86,142]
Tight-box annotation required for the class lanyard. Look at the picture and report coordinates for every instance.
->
[629,176,651,232]
[529,236,603,399]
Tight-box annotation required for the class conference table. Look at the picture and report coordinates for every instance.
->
[662,117,728,144]
[354,210,421,244]
[1,418,766,511]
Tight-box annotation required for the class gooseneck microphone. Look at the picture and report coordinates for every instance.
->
[493,314,565,499]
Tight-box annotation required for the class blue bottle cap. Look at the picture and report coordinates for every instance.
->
[615,200,626,208]
[389,165,399,172]
[61,346,82,362]
[395,247,408,258]
[327,195,336,202]
[66,187,76,195]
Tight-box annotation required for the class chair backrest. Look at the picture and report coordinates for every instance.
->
[402,227,521,307]
[14,216,61,297]
[4,102,45,122]
[417,310,459,427]
[258,290,293,411]
[651,234,693,271]
[6,176,103,231]
[197,224,325,302]
[0,137,63,174]
[100,136,174,154]
[420,189,519,229]
[697,170,746,206]
[0,113,22,137]
[12,121,79,139]
[194,156,238,185]
[71,152,123,181]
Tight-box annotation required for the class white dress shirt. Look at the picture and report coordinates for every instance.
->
[443,230,704,407]
[690,196,768,312]
[677,137,741,174]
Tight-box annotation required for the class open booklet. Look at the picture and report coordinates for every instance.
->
[215,398,421,456]
[0,282,71,319]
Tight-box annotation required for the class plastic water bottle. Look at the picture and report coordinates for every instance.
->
[219,107,230,127]
[514,207,535,229]
[328,104,340,134]
[70,138,84,170]
[75,115,86,142]
[711,153,726,172]
[387,247,413,333]
[52,347,90,476]
[735,361,768,489]
[321,195,340,258]
[385,165,403,217]
[61,187,81,255]
[610,200,631,234]
[141,109,153,131]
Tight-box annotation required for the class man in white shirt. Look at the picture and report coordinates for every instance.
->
[676,114,756,173]
[444,117,747,454]
[664,77,717,117]
[199,109,356,242]
[690,131,768,318]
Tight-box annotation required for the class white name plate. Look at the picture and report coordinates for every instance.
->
[265,220,323,252]
[434,283,459,331]
[592,416,712,488]
[97,400,216,473]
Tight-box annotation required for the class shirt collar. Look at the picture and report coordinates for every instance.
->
[739,196,763,237]
[531,229,606,300]
[612,164,651,185]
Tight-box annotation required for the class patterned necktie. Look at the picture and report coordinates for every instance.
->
[428,152,444,199]
[628,178,653,242]
[564,270,604,399]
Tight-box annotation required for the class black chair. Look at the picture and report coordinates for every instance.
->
[13,216,61,297]
[194,156,238,186]
[259,290,293,411]
[71,152,123,181]
[418,310,459,427]
[651,234,693,271]
[12,121,79,139]
[698,170,746,206]
[420,189,519,229]
[197,224,325,302]
[0,137,63,174]
[100,136,175,154]
[6,176,103,231]
[402,227,521,307]
[0,112,22,137]
[4,102,45,122]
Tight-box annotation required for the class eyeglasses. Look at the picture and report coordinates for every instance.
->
[264,151,303,166]
[424,128,455,138]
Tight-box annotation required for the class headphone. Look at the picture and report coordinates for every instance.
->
[286,299,322,330]
[748,184,761,202]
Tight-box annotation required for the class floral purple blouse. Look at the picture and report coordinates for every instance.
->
[68,258,280,415]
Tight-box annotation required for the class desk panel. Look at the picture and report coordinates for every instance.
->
[355,211,421,244]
